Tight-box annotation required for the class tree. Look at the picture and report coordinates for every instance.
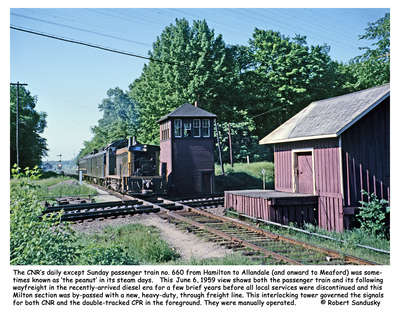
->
[78,87,137,158]
[129,18,240,144]
[348,13,390,90]
[216,109,273,164]
[97,87,138,128]
[242,29,347,137]
[10,86,48,169]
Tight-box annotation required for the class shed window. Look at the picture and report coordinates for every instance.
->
[202,119,210,137]
[174,119,182,137]
[193,119,200,137]
[183,120,192,137]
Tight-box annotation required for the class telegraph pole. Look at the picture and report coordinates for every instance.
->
[10,82,28,167]
[228,123,233,168]
[215,120,225,175]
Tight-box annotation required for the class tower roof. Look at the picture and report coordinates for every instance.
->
[158,103,216,123]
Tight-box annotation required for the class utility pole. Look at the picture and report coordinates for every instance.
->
[10,82,28,168]
[228,123,233,168]
[215,120,225,175]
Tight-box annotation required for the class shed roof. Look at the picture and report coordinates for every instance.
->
[158,103,216,123]
[259,84,390,145]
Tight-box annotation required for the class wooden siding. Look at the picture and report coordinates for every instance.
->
[224,191,318,227]
[341,98,390,206]
[274,138,343,231]
[160,118,215,195]
[172,138,214,194]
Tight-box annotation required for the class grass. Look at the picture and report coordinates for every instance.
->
[76,224,262,265]
[10,175,98,201]
[172,254,261,265]
[215,161,274,192]
[39,182,97,200]
[77,224,180,264]
[226,209,390,265]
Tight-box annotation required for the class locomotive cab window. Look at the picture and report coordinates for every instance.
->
[174,119,182,138]
[201,119,210,137]
[183,120,192,137]
[193,119,200,137]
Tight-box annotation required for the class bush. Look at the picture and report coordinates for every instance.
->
[10,166,81,265]
[77,244,139,265]
[357,190,389,239]
[10,165,178,265]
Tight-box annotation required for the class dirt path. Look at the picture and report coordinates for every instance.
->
[69,184,232,261]
[71,210,232,262]
[83,182,123,203]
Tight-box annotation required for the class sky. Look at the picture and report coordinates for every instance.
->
[9,6,390,161]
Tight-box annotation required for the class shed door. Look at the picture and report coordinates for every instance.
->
[296,152,313,194]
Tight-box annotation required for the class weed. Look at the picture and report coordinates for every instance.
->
[358,190,389,239]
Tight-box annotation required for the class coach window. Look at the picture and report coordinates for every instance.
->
[174,119,182,138]
[202,119,210,137]
[183,120,192,137]
[193,119,200,137]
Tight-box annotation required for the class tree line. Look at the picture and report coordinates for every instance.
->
[79,13,389,162]
[11,13,389,167]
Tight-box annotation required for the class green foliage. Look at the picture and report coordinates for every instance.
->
[215,161,274,181]
[10,87,48,169]
[11,174,98,201]
[37,182,98,200]
[10,166,80,265]
[77,244,139,265]
[129,18,240,144]
[214,161,274,192]
[357,191,389,239]
[226,210,389,264]
[180,254,259,265]
[79,87,137,158]
[243,29,349,137]
[216,109,272,163]
[10,166,139,265]
[78,224,180,264]
[348,13,390,90]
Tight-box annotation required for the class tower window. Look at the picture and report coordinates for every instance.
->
[193,119,200,137]
[184,120,192,137]
[174,119,182,137]
[201,119,210,137]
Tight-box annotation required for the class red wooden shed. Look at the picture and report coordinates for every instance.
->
[158,103,216,195]
[226,84,390,232]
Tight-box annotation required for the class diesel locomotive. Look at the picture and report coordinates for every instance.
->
[78,136,166,196]
[79,102,217,197]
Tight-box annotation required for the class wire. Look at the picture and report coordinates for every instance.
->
[10,25,181,66]
[11,12,152,48]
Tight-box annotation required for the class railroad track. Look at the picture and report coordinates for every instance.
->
[44,186,376,265]
[163,195,224,208]
[156,202,376,266]
[42,200,161,221]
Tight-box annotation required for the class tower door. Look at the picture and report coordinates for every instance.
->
[201,171,213,194]
[295,152,314,194]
